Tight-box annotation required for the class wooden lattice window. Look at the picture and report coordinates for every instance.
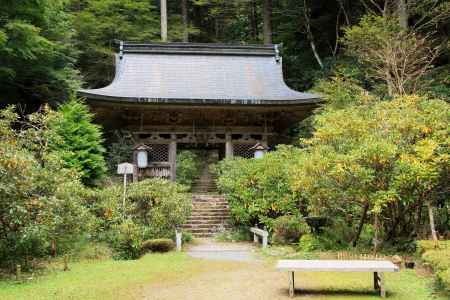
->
[149,144,169,162]
[233,143,254,159]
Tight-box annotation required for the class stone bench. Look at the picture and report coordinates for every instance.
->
[276,259,399,298]
[250,227,268,248]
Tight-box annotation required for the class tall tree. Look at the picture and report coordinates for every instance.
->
[161,0,168,42]
[0,0,80,108]
[181,0,189,42]
[263,0,272,44]
[397,0,408,29]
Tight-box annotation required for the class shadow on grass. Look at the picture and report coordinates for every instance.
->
[277,287,393,298]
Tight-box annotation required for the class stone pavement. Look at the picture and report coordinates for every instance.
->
[186,238,259,262]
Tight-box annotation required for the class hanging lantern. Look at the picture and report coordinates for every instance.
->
[135,144,151,168]
[250,142,268,159]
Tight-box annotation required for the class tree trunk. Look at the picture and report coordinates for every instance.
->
[263,0,272,44]
[427,200,439,247]
[249,0,258,41]
[373,214,381,253]
[397,0,408,30]
[181,0,189,42]
[352,202,369,247]
[303,0,324,69]
[160,0,168,42]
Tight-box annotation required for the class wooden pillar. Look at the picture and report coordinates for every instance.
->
[225,133,233,158]
[169,134,177,181]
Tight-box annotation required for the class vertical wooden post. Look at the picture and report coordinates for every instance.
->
[169,135,177,181]
[289,271,295,297]
[160,0,168,42]
[63,255,69,271]
[16,264,21,282]
[225,134,233,158]
[175,228,182,251]
[253,233,258,243]
[379,272,386,298]
[374,272,380,290]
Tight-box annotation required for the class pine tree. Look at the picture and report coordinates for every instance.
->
[49,99,107,185]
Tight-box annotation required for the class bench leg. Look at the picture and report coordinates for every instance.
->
[374,272,380,290]
[253,233,258,243]
[379,272,386,298]
[289,271,295,297]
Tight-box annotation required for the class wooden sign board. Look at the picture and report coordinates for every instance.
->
[117,163,134,175]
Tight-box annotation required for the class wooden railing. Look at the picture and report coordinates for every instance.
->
[139,162,171,179]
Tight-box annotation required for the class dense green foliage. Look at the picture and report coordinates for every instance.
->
[218,83,449,250]
[48,100,107,185]
[1,0,448,106]
[0,107,90,269]
[176,150,201,188]
[271,215,309,245]
[216,146,305,231]
[418,241,450,291]
[0,0,80,106]
[293,86,449,248]
[84,178,191,259]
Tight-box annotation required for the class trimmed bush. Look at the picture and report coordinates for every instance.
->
[272,215,309,245]
[298,234,322,252]
[142,239,175,253]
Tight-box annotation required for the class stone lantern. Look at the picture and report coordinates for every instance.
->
[250,142,268,159]
[134,144,151,168]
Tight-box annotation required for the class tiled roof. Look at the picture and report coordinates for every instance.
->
[78,42,320,105]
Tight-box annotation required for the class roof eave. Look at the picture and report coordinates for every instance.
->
[78,91,322,106]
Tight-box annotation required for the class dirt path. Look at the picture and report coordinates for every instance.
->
[138,240,435,300]
[141,239,291,299]
[141,258,290,300]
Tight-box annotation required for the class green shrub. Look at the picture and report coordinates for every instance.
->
[127,178,191,238]
[109,220,144,260]
[141,239,175,253]
[298,234,322,252]
[0,106,92,269]
[176,150,201,188]
[419,241,450,292]
[215,227,252,242]
[76,243,113,260]
[216,146,306,230]
[272,215,309,245]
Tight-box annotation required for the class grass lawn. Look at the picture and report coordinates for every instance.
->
[0,248,448,300]
[0,252,207,300]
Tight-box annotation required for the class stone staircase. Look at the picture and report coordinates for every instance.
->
[183,194,231,237]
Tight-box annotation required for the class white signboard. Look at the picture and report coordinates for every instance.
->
[117,163,134,175]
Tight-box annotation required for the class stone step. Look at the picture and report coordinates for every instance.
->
[187,228,226,233]
[192,205,228,208]
[183,224,231,229]
[186,217,230,222]
[186,219,230,226]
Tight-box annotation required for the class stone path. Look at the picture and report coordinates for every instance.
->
[186,238,258,262]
